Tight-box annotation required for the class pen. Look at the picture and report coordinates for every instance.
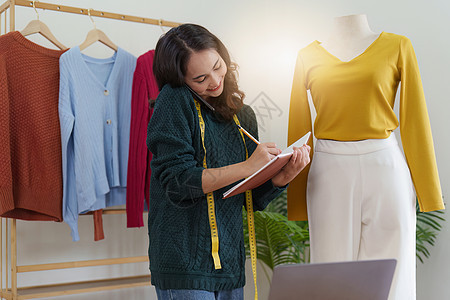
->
[237,125,260,145]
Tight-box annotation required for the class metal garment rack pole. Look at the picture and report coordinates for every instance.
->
[0,1,180,298]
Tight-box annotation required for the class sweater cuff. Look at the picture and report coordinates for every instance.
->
[252,180,287,211]
[66,219,80,242]
[127,215,144,228]
[167,167,205,208]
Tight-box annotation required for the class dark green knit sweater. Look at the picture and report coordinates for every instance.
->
[146,85,284,291]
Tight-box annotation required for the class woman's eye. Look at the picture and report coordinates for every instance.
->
[214,64,221,71]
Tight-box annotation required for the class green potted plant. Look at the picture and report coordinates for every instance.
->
[416,201,445,263]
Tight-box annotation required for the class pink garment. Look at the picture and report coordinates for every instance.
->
[126,50,159,227]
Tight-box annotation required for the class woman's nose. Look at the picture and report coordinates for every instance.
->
[210,73,220,87]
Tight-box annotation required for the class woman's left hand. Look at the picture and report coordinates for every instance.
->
[271,144,311,187]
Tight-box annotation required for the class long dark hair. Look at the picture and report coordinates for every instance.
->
[153,23,245,121]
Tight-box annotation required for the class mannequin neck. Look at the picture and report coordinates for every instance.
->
[330,14,376,41]
[320,14,380,62]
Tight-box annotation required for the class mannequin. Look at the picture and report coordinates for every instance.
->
[288,13,444,300]
[319,14,380,62]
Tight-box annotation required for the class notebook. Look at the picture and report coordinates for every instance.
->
[268,259,397,300]
[222,131,311,199]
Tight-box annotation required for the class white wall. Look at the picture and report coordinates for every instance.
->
[4,0,449,299]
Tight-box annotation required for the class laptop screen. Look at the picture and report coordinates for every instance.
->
[268,259,396,300]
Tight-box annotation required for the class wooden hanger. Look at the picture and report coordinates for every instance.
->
[20,1,67,50]
[79,8,118,51]
[79,28,118,51]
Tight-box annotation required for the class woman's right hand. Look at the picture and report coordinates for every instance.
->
[201,142,280,194]
[245,143,281,175]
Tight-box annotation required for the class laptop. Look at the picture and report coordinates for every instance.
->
[268,259,396,300]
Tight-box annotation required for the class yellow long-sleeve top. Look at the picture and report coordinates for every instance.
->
[288,32,444,221]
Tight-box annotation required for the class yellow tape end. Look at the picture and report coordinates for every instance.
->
[212,253,222,269]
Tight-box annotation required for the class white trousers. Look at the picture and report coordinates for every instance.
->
[307,134,416,300]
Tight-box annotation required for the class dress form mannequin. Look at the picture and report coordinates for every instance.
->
[320,14,380,62]
[288,12,443,300]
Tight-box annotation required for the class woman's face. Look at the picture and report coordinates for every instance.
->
[184,49,227,100]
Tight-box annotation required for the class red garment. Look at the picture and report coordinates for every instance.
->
[126,50,159,227]
[93,209,105,241]
[0,32,65,221]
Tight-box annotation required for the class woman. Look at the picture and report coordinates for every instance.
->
[147,24,310,299]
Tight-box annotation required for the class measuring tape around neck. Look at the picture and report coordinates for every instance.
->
[233,115,259,300]
[194,99,258,300]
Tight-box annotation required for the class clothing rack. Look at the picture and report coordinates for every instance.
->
[0,1,181,299]
[0,0,181,31]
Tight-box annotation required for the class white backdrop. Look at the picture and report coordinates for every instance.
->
[4,0,449,299]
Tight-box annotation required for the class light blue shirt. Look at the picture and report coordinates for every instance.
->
[59,47,137,241]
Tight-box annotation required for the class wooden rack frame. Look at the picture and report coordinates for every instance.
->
[1,216,150,300]
[0,1,181,299]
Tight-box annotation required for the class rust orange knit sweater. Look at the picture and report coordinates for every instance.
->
[0,31,65,221]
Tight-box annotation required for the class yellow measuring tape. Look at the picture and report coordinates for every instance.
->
[194,99,258,299]
[233,115,258,300]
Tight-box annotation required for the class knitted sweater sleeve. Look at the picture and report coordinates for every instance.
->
[126,69,150,228]
[0,57,14,212]
[58,57,79,241]
[238,105,286,211]
[147,86,204,206]
[126,51,160,227]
